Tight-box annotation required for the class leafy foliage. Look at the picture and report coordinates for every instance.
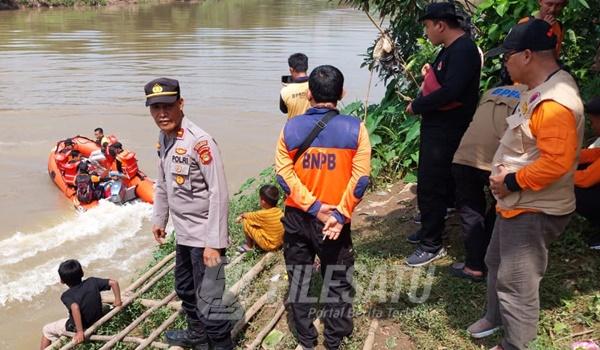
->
[343,0,600,184]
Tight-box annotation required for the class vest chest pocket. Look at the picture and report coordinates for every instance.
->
[500,113,527,154]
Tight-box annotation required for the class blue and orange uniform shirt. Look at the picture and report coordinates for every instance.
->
[275,107,371,224]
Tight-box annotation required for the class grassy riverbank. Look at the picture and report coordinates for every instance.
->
[62,166,599,350]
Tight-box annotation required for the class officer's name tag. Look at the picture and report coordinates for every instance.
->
[170,162,190,175]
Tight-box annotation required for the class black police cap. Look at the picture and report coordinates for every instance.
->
[419,2,462,22]
[144,77,180,107]
[486,19,557,58]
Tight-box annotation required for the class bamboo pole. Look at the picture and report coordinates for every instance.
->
[99,291,177,350]
[61,332,170,349]
[139,298,181,310]
[134,309,182,350]
[49,261,176,350]
[246,304,285,350]
[228,252,246,268]
[362,319,379,350]
[228,252,275,299]
[127,252,176,292]
[231,292,270,338]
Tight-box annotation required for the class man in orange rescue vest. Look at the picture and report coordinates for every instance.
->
[467,20,584,350]
[275,65,371,350]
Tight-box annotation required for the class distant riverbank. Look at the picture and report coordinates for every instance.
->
[0,0,150,10]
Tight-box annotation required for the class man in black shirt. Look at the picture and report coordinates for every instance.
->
[405,2,481,266]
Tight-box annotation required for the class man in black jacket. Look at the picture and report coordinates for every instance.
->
[405,2,481,266]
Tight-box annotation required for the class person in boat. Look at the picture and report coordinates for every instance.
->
[147,77,233,349]
[94,127,109,147]
[68,150,82,164]
[60,138,75,154]
[75,161,96,204]
[108,142,124,173]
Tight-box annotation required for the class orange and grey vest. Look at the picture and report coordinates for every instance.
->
[492,70,584,215]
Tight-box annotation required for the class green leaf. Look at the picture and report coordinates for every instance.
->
[370,134,383,147]
[262,330,284,349]
[496,1,509,16]
[578,0,590,8]
[404,120,421,143]
[403,172,417,183]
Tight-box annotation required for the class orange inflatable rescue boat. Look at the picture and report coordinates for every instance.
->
[48,136,154,211]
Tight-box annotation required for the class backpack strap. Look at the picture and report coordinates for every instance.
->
[293,110,339,164]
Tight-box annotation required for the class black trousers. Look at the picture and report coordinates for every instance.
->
[417,124,467,252]
[452,163,496,272]
[575,184,600,227]
[282,207,355,350]
[174,244,233,345]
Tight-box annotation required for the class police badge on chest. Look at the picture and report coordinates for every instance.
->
[171,154,190,185]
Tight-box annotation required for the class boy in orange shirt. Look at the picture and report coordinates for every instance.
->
[236,185,284,252]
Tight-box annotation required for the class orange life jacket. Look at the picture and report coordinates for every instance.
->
[116,150,139,179]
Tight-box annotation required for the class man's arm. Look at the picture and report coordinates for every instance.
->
[109,279,122,307]
[195,137,229,250]
[152,155,169,243]
[506,102,579,192]
[279,95,288,114]
[69,303,85,344]
[333,123,371,223]
[411,46,480,114]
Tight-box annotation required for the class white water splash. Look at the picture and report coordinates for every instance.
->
[0,200,149,266]
[0,201,152,306]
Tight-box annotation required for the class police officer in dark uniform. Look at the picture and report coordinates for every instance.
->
[145,78,233,350]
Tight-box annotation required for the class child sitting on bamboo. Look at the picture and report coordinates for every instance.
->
[40,259,122,349]
[235,184,284,252]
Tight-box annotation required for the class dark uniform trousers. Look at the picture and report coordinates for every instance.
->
[417,124,466,253]
[175,244,233,344]
[282,207,355,350]
[452,163,497,272]
[575,183,600,227]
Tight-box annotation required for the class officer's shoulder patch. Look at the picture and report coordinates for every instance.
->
[194,140,212,165]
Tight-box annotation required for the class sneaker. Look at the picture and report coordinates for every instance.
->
[405,247,446,267]
[406,229,422,244]
[413,208,454,225]
[588,235,600,250]
[467,318,500,339]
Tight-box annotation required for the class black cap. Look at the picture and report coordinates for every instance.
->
[419,2,461,21]
[486,19,557,58]
[585,97,600,115]
[144,77,180,107]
